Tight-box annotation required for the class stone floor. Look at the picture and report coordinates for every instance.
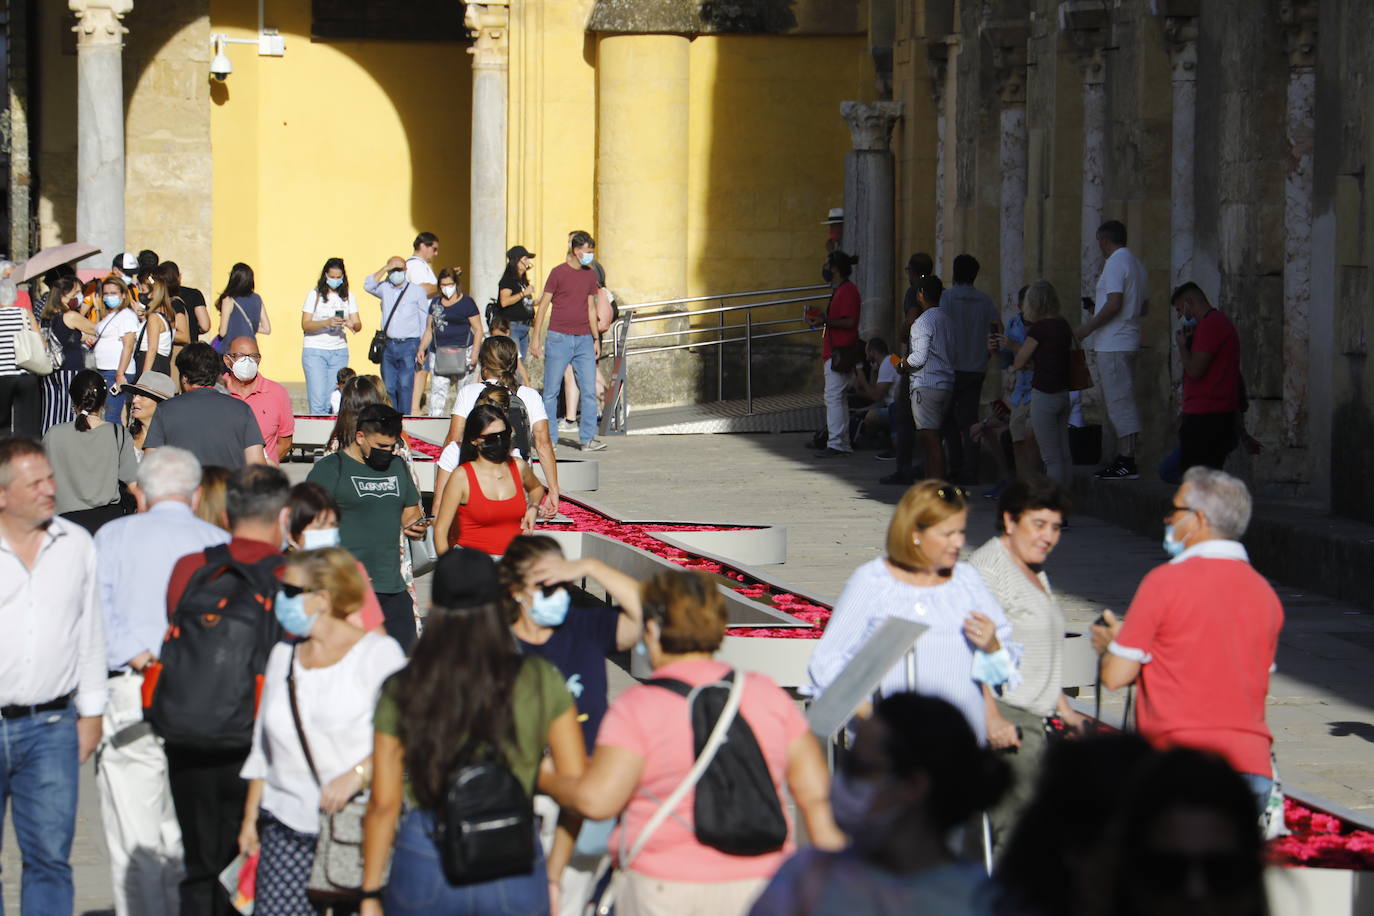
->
[9,430,1374,912]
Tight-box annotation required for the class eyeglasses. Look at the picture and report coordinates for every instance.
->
[936,486,970,504]
[1164,503,1197,520]
[229,353,262,362]
[277,582,317,598]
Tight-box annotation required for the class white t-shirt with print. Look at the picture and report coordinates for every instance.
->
[1090,246,1149,353]
[301,289,360,351]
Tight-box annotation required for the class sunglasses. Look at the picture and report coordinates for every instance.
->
[277,582,317,599]
[936,485,970,504]
[1164,502,1197,520]
[473,431,510,444]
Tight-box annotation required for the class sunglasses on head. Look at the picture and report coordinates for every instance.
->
[277,582,317,599]
[936,485,969,504]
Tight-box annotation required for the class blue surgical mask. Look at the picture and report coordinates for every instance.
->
[389,270,405,286]
[529,587,571,627]
[274,590,317,637]
[829,770,880,836]
[301,527,340,550]
[326,276,344,290]
[103,294,122,309]
[1162,523,1187,558]
[634,640,648,658]
[578,252,595,267]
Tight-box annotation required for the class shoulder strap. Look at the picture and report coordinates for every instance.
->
[287,643,323,787]
[623,671,745,866]
[381,284,409,336]
[231,297,252,325]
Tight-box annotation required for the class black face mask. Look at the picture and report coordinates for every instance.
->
[477,431,512,464]
[362,442,395,472]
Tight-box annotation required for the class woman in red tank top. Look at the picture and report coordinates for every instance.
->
[433,403,546,556]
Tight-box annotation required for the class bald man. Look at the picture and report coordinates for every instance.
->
[222,336,295,464]
[364,255,431,412]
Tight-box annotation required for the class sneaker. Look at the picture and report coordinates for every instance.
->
[814,447,853,458]
[983,480,1007,500]
[1094,457,1140,480]
[559,418,579,434]
[875,450,896,461]
[579,438,607,452]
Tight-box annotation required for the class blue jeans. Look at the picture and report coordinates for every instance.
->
[0,704,80,915]
[302,347,349,415]
[385,809,548,916]
[383,337,421,415]
[99,368,127,423]
[509,321,531,360]
[541,331,597,444]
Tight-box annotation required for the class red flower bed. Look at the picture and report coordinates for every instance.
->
[1268,798,1374,870]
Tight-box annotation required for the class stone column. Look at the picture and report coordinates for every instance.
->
[840,100,903,342]
[1162,12,1198,394]
[1281,0,1317,447]
[986,21,1029,319]
[596,34,689,306]
[70,0,133,269]
[7,0,31,262]
[1059,2,1108,298]
[927,38,955,278]
[464,1,509,311]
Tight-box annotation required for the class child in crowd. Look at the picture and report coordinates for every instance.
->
[330,366,356,415]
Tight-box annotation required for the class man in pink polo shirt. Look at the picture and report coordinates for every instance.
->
[1092,466,1283,811]
[222,336,295,464]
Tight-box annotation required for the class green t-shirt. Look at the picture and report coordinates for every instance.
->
[373,655,573,804]
[306,451,420,594]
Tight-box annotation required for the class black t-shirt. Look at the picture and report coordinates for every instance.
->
[498,275,534,323]
[516,601,619,749]
[174,287,208,343]
[1027,317,1074,394]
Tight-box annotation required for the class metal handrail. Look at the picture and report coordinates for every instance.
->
[604,284,833,433]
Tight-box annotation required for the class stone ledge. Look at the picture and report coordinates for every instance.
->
[1068,472,1374,610]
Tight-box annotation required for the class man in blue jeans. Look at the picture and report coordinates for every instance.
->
[530,230,605,451]
[0,437,107,913]
[364,255,431,413]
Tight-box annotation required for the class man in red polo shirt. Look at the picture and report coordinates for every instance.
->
[222,336,295,464]
[163,464,289,916]
[1092,466,1283,811]
[811,250,861,456]
[1172,282,1241,472]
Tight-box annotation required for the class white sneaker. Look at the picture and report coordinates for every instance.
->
[558,418,579,433]
[580,438,607,452]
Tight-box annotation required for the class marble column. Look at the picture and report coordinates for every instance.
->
[840,100,903,342]
[1163,14,1197,394]
[1077,48,1107,299]
[70,0,132,269]
[986,22,1029,319]
[7,0,30,261]
[464,1,509,311]
[927,38,956,279]
[1281,0,1317,447]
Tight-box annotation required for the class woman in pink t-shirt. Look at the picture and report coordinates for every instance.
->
[574,570,843,916]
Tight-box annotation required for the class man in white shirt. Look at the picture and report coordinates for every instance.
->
[903,276,956,482]
[407,231,440,297]
[0,437,107,913]
[94,446,229,916]
[1075,219,1150,480]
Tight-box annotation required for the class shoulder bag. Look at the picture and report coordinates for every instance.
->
[12,309,55,376]
[285,643,378,905]
[210,298,254,354]
[1067,320,1093,391]
[583,672,747,916]
[368,284,408,364]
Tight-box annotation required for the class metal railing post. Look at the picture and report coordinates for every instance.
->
[745,310,753,414]
[717,306,725,401]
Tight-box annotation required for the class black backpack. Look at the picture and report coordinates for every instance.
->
[434,745,535,885]
[148,545,284,749]
[483,382,532,459]
[648,671,788,856]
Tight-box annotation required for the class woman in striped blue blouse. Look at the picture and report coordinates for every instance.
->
[805,480,1020,742]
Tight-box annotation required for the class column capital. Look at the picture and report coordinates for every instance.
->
[464,0,510,71]
[982,20,1029,106]
[1058,1,1108,84]
[1279,0,1317,71]
[68,0,133,48]
[840,100,904,152]
[1160,14,1197,82]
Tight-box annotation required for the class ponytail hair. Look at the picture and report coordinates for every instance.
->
[477,335,520,393]
[69,369,109,432]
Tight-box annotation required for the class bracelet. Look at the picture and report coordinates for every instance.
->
[359,888,384,900]
[354,763,369,788]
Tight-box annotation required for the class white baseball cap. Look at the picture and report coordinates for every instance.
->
[821,208,844,225]
[116,252,138,272]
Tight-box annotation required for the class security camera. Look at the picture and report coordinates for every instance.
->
[210,50,233,81]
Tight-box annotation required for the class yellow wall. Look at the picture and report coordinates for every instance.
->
[209,0,473,384]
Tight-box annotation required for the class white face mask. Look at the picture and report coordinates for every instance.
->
[440,284,457,298]
[301,527,341,550]
[231,356,259,382]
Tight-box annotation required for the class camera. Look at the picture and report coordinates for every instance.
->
[210,50,233,81]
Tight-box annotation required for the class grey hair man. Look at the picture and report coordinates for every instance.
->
[1092,466,1283,814]
[92,445,230,916]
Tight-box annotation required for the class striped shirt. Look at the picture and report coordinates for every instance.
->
[0,306,29,376]
[969,537,1065,717]
[805,558,1018,739]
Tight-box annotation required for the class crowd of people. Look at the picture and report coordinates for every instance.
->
[812,220,1249,492]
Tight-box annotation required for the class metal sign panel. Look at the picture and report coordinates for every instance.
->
[805,617,929,739]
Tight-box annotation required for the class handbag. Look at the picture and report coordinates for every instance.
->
[12,311,55,376]
[584,673,746,916]
[830,343,863,374]
[407,526,438,578]
[1067,322,1092,391]
[368,284,407,364]
[284,643,376,905]
[433,345,468,378]
[44,321,65,370]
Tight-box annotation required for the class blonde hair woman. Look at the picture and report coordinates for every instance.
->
[238,547,406,915]
[1000,280,1075,482]
[805,481,1018,742]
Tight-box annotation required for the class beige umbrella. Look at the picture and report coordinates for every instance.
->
[16,242,102,283]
